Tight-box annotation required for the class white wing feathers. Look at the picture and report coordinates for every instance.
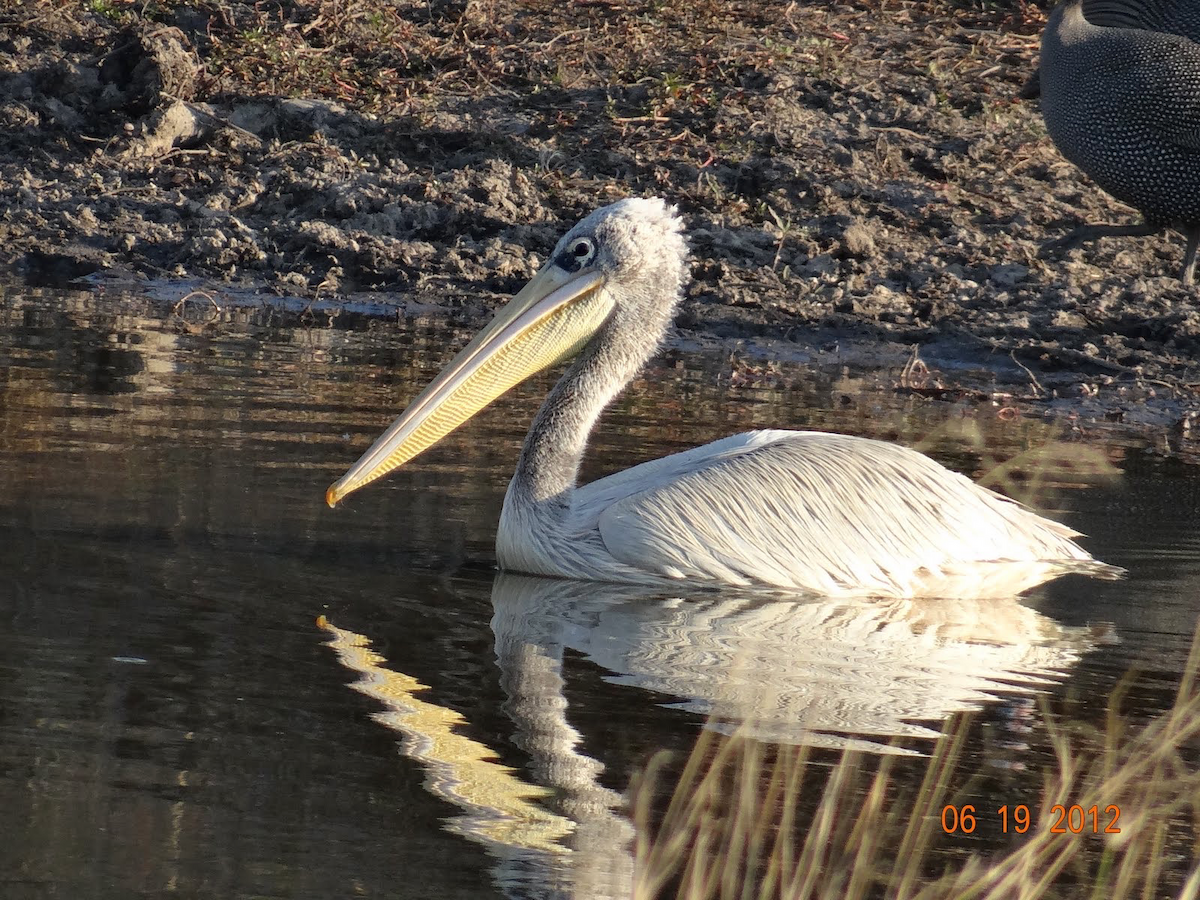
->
[583,431,1102,598]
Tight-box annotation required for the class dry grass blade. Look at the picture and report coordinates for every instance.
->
[632,626,1200,900]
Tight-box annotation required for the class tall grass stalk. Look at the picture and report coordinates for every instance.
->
[632,629,1200,900]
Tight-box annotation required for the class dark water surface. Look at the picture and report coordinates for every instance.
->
[2,283,1199,899]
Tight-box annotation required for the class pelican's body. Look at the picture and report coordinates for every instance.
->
[499,429,1108,597]
[327,199,1120,598]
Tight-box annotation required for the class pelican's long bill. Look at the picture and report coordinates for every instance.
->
[326,264,612,507]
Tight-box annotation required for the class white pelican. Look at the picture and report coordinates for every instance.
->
[326,198,1121,598]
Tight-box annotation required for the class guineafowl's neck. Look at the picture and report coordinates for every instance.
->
[1076,0,1127,27]
[1064,0,1200,34]
[1048,0,1092,42]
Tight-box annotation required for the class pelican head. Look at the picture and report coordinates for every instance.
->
[326,197,688,506]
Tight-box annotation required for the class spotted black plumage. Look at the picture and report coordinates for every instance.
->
[1038,0,1200,283]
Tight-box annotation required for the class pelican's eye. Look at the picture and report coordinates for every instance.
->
[561,237,596,270]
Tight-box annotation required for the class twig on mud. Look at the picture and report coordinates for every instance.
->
[764,204,793,272]
[899,344,942,391]
[1010,349,1046,397]
[90,184,170,196]
[1047,346,1137,374]
[159,148,222,159]
[1144,377,1193,394]
[173,290,222,325]
[78,134,121,164]
[870,125,927,141]
[533,28,591,53]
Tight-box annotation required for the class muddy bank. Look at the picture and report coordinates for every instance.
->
[1,0,1198,438]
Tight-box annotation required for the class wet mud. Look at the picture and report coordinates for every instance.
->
[2,0,1198,447]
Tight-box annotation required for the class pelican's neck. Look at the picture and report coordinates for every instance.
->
[507,325,655,508]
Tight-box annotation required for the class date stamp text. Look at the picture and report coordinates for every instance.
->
[940,804,1122,834]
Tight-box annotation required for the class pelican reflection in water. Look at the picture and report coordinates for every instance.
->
[488,574,1102,754]
[319,575,1104,899]
[327,199,1120,597]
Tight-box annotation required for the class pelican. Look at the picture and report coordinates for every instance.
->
[326,198,1121,598]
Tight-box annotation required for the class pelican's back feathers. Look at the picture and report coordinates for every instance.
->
[587,431,1118,598]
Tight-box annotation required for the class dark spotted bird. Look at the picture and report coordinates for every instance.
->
[1036,0,1200,283]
